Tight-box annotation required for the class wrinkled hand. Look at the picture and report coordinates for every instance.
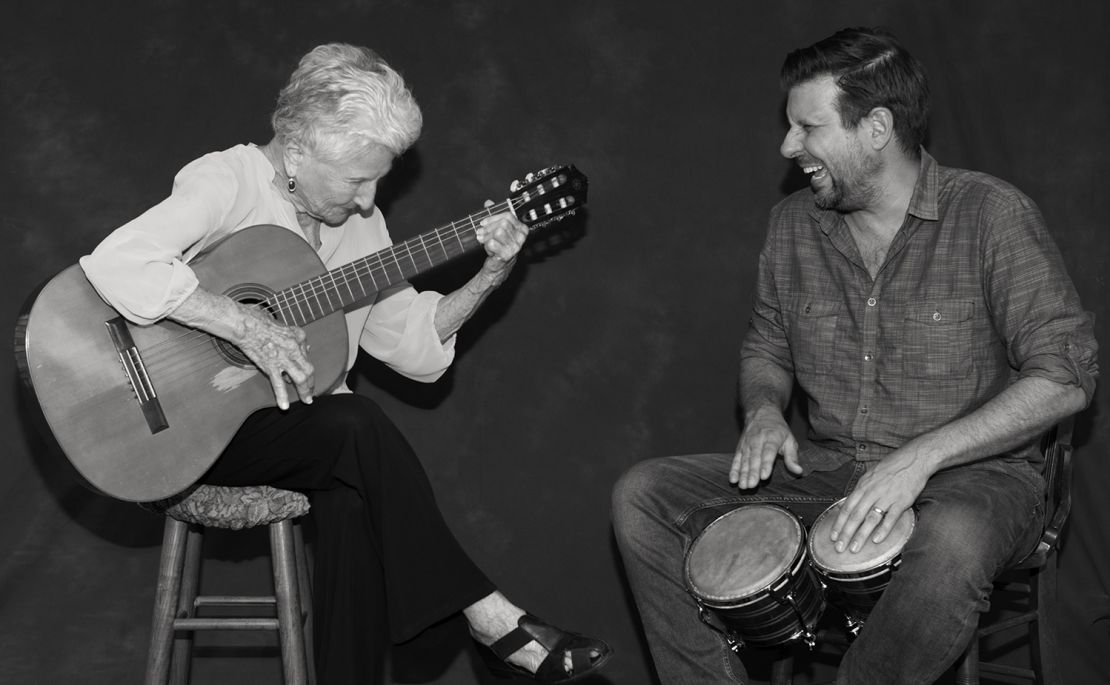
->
[830,449,930,554]
[475,201,528,283]
[731,406,802,489]
[236,303,314,410]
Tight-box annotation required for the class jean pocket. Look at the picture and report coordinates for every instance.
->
[901,299,975,378]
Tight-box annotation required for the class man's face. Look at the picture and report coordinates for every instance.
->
[780,76,880,212]
[295,142,395,226]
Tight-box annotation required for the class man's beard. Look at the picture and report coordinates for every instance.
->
[814,145,882,213]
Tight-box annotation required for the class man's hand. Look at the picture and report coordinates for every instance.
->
[731,405,802,489]
[235,304,315,411]
[830,448,930,553]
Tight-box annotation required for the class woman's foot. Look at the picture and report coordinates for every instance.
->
[465,592,612,682]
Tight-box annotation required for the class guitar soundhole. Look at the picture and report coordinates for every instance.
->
[213,284,281,369]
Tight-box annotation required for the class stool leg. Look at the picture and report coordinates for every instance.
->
[170,525,204,685]
[954,637,980,685]
[292,520,315,685]
[272,520,309,684]
[1033,562,1061,685]
[146,518,190,685]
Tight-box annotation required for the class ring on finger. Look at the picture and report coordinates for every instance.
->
[872,506,886,517]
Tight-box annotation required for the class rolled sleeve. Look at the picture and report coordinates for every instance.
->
[78,155,238,324]
[981,190,1099,402]
[358,284,456,383]
[79,205,205,325]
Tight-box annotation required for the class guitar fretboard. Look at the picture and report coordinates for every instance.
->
[268,200,515,327]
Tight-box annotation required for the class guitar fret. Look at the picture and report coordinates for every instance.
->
[320,273,337,312]
[384,251,405,282]
[405,239,420,274]
[339,264,357,304]
[296,282,317,321]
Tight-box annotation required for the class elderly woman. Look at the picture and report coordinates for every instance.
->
[80,43,610,684]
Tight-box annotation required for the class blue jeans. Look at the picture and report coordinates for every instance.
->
[611,454,1045,685]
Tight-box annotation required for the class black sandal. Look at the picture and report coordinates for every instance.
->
[479,614,613,683]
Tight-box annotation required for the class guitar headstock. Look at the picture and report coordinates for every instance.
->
[509,164,588,231]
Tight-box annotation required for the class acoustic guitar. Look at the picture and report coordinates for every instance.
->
[16,164,587,502]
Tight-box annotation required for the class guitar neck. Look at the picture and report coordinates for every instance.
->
[269,199,514,327]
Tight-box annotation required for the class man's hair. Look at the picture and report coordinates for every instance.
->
[271,43,423,161]
[781,27,929,154]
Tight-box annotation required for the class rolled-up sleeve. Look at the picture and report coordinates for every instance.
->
[981,189,1099,402]
[79,158,237,325]
[358,284,456,383]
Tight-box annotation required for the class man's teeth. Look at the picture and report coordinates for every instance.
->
[803,164,824,174]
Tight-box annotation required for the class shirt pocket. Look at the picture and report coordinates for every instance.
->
[901,300,976,378]
[787,297,843,376]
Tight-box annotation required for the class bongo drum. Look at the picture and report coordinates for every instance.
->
[684,504,825,650]
[808,499,916,633]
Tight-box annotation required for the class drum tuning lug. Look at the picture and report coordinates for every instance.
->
[802,630,817,650]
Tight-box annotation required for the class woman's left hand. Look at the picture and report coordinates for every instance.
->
[475,202,528,281]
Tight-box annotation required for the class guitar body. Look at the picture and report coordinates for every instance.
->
[18,225,349,502]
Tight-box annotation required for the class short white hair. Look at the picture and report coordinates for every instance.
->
[271,43,422,160]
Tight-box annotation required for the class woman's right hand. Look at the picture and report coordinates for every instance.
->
[169,287,314,410]
[235,303,315,410]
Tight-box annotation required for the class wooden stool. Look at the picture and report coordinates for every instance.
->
[143,485,314,684]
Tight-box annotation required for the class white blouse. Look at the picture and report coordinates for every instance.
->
[80,144,455,392]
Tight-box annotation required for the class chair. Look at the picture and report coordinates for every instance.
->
[143,484,314,685]
[771,417,1075,685]
[953,417,1073,685]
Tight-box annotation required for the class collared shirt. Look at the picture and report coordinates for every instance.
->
[80,144,455,392]
[741,150,1098,470]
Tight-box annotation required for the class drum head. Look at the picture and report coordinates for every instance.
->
[685,504,803,602]
[808,499,916,574]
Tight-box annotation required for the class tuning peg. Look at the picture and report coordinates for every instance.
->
[510,179,521,192]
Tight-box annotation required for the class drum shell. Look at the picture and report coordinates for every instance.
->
[685,505,826,648]
[808,500,917,624]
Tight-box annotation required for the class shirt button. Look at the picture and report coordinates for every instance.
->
[860,407,869,415]
[857,443,868,452]
[864,353,873,361]
[867,297,877,307]
[932,311,942,321]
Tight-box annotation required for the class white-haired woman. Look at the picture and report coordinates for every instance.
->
[81,43,610,684]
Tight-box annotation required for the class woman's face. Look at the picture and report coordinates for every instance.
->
[292,142,395,226]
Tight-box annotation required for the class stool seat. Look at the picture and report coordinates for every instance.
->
[148,484,311,530]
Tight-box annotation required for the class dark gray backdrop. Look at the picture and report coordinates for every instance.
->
[3,2,1108,683]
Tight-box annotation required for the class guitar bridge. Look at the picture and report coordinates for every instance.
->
[105,317,169,434]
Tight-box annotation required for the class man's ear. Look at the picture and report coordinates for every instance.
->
[864,107,895,151]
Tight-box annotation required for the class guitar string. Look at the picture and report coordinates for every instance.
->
[142,194,535,370]
[130,196,542,385]
[136,203,499,380]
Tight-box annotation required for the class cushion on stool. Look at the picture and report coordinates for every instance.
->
[142,485,311,530]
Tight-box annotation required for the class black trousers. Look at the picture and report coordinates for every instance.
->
[202,393,496,684]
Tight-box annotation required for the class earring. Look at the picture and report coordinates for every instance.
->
[287,177,297,193]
